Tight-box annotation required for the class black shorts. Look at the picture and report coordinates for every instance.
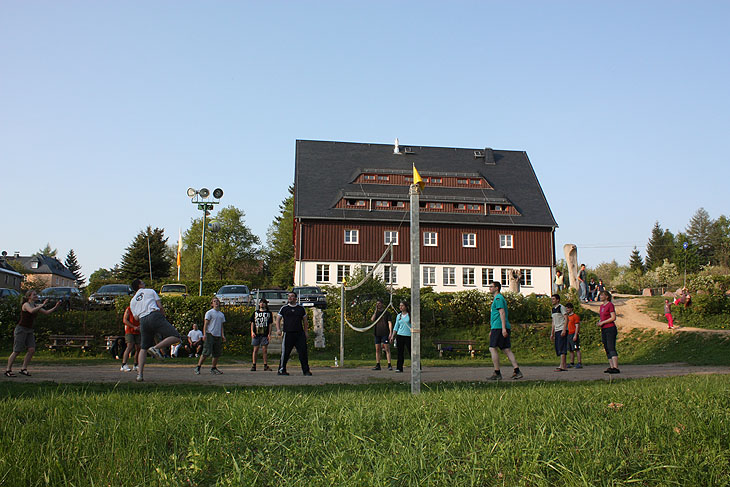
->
[601,326,618,359]
[489,328,511,350]
[554,332,568,356]
[374,335,390,345]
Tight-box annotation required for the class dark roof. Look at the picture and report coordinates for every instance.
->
[6,255,76,280]
[0,260,23,277]
[294,140,557,228]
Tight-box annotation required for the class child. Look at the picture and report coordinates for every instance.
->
[566,303,582,368]
[195,297,226,375]
[664,299,674,329]
[550,294,568,371]
[250,298,273,371]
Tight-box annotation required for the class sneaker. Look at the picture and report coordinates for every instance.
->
[211,368,223,375]
[604,368,613,373]
[250,365,257,372]
[194,367,201,375]
[372,364,381,370]
[136,374,143,382]
[147,347,163,359]
[133,365,138,371]
[488,372,502,381]
[387,364,393,371]
[395,369,403,373]
[567,363,574,368]
[303,371,313,376]
[120,364,132,372]
[575,363,583,369]
[277,370,289,376]
[511,370,524,380]
[608,368,620,374]
[263,365,272,371]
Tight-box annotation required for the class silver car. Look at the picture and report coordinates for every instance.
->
[215,285,251,306]
[250,289,289,313]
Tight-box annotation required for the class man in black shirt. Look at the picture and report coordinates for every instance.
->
[276,292,311,376]
[371,299,393,370]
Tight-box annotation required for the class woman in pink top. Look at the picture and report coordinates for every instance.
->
[598,290,619,374]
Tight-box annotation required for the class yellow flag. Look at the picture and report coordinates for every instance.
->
[177,228,182,267]
[413,164,425,191]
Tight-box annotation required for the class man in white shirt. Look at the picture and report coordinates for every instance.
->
[187,323,204,357]
[195,297,226,375]
[129,279,181,382]
[550,294,569,372]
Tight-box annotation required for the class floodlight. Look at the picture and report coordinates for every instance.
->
[187,188,197,197]
[213,188,224,199]
[199,188,210,198]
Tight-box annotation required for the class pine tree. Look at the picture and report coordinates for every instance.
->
[686,208,714,263]
[645,222,675,270]
[38,243,57,257]
[265,185,295,288]
[629,247,645,273]
[118,227,172,281]
[64,249,85,287]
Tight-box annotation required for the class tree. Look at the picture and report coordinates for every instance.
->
[645,222,675,270]
[180,206,260,281]
[38,243,57,257]
[265,185,295,288]
[629,247,645,273]
[64,249,85,287]
[671,232,702,274]
[686,208,714,264]
[709,215,730,267]
[118,227,172,281]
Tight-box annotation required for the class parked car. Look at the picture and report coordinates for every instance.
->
[215,285,251,306]
[159,284,188,297]
[292,286,328,309]
[250,289,289,312]
[39,287,86,310]
[0,288,21,299]
[88,284,133,308]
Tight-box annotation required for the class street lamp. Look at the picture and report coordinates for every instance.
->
[188,187,224,296]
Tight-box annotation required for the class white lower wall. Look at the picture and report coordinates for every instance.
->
[295,260,553,296]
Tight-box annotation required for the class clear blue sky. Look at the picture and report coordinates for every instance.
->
[3,1,729,279]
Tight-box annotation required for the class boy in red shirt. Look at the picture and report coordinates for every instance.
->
[121,305,141,372]
[565,303,582,369]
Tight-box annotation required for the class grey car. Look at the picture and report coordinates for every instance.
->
[292,286,328,309]
[215,285,251,306]
[89,284,133,308]
[250,289,289,313]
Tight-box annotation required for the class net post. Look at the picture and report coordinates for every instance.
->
[409,183,421,394]
[340,283,345,368]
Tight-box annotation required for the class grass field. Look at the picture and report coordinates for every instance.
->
[1,375,729,486]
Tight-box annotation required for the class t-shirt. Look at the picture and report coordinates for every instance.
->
[373,310,392,337]
[551,304,567,332]
[555,275,564,285]
[123,306,140,335]
[204,308,226,337]
[393,313,411,337]
[278,304,306,333]
[599,302,616,329]
[567,314,580,334]
[251,310,273,336]
[188,329,203,342]
[490,293,510,330]
[130,289,161,319]
[578,269,586,282]
[664,302,672,314]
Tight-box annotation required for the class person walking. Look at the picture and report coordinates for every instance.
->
[5,290,61,377]
[250,298,273,371]
[129,279,181,382]
[371,299,393,371]
[120,304,141,372]
[598,290,620,374]
[664,299,675,329]
[195,297,227,375]
[487,281,523,380]
[389,301,412,373]
[276,292,311,376]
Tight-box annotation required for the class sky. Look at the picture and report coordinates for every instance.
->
[2,1,729,279]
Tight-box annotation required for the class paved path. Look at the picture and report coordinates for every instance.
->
[2,363,729,386]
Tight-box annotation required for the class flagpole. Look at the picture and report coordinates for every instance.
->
[410,163,424,395]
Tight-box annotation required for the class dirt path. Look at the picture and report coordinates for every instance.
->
[582,297,730,335]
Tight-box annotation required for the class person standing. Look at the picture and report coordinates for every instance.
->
[554,270,564,292]
[550,294,569,371]
[487,281,523,380]
[276,292,311,376]
[250,298,273,371]
[389,301,411,373]
[195,297,226,375]
[371,299,393,371]
[129,279,181,382]
[187,323,204,357]
[598,290,619,374]
[578,264,588,302]
[565,303,582,368]
[5,290,61,377]
[664,299,674,329]
[120,305,141,372]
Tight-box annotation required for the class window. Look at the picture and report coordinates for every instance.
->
[393,201,405,208]
[457,179,468,185]
[443,267,456,286]
[384,231,399,245]
[377,175,390,181]
[405,176,413,183]
[384,265,397,284]
[520,269,532,286]
[462,233,476,247]
[470,179,481,185]
[423,266,436,286]
[375,200,390,208]
[362,265,374,276]
[500,234,513,248]
[501,269,510,285]
[455,204,466,210]
[427,202,443,209]
[482,268,494,286]
[463,267,475,286]
[337,265,351,284]
[423,232,438,246]
[355,200,366,206]
[493,205,502,211]
[467,204,481,210]
[364,174,376,181]
[344,229,359,244]
[316,264,329,282]
[431,177,442,183]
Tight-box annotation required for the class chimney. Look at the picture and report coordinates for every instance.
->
[13,251,20,258]
[393,138,400,155]
[484,148,495,165]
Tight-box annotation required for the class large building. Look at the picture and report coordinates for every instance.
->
[5,253,77,289]
[293,140,558,295]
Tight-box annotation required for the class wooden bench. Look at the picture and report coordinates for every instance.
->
[48,335,95,352]
[433,339,479,358]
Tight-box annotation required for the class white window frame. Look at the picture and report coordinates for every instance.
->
[337,265,351,284]
[520,269,532,286]
[316,264,330,283]
[361,265,374,276]
[482,268,494,287]
[423,232,438,246]
[423,266,436,286]
[384,231,399,246]
[344,229,359,244]
[462,233,477,248]
[500,234,513,249]
[500,268,510,285]
[443,267,456,286]
[463,267,475,286]
[384,265,397,284]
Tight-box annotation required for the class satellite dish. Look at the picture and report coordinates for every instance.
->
[213,188,224,199]
[199,188,210,198]
[187,188,196,197]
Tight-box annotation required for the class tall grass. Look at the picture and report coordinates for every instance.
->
[1,375,728,486]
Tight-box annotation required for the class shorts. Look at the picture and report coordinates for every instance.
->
[489,328,512,350]
[13,326,35,353]
[139,311,181,350]
[567,333,580,351]
[554,332,568,356]
[203,334,223,358]
[125,333,141,345]
[601,326,618,359]
[252,336,269,347]
[374,335,390,345]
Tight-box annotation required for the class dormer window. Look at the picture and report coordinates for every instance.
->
[431,177,442,184]
[467,204,481,210]
[457,179,468,185]
[493,205,502,211]
[375,200,390,208]
[455,204,466,210]
[377,175,389,181]
[364,174,376,181]
[470,179,481,185]
[427,202,443,209]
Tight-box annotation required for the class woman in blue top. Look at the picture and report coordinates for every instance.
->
[389,301,411,373]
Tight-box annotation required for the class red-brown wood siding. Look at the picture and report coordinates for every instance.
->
[297,220,553,266]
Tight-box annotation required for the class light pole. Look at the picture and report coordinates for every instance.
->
[187,187,224,296]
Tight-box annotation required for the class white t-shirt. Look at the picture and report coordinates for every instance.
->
[551,304,567,332]
[204,308,226,337]
[188,329,203,342]
[130,289,161,319]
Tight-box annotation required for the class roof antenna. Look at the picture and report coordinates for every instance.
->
[394,138,400,155]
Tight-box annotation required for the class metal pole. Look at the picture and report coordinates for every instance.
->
[146,234,153,282]
[409,184,421,394]
[684,250,687,289]
[199,211,207,297]
[340,284,345,368]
